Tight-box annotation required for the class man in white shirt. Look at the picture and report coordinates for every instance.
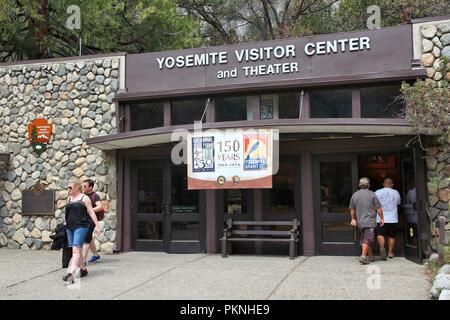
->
[375,178,401,260]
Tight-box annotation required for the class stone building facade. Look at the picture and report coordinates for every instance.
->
[417,20,450,251]
[0,17,448,260]
[0,54,125,253]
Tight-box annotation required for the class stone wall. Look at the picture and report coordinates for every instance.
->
[0,56,123,253]
[419,22,450,251]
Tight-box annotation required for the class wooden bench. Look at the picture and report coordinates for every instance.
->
[221,218,300,260]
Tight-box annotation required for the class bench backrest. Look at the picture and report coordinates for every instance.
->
[225,218,300,237]
[227,218,299,228]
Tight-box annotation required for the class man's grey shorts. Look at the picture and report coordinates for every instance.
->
[360,227,375,246]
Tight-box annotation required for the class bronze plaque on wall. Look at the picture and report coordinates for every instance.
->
[22,190,55,216]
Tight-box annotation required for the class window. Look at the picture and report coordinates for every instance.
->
[129,101,164,130]
[171,98,207,125]
[171,166,199,212]
[309,88,352,118]
[137,167,163,213]
[260,96,275,119]
[361,84,404,118]
[279,93,300,119]
[215,96,249,122]
[260,93,299,119]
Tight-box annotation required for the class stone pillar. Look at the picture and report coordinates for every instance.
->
[416,19,450,253]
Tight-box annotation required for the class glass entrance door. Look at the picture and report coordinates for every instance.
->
[401,148,424,263]
[168,166,201,253]
[132,161,202,253]
[132,161,165,251]
[314,155,359,255]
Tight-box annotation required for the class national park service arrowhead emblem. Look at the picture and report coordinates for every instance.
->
[27,118,53,156]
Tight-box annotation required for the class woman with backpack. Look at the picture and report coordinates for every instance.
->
[63,180,101,283]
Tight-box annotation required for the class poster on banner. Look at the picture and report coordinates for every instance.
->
[187,129,274,189]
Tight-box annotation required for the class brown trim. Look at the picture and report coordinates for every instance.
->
[252,95,260,120]
[122,157,132,252]
[0,52,126,67]
[86,118,411,146]
[411,15,450,23]
[253,189,264,254]
[0,153,9,164]
[164,101,171,127]
[124,104,131,132]
[300,90,309,119]
[415,144,429,260]
[300,152,315,256]
[206,98,215,123]
[116,153,124,251]
[116,101,125,133]
[282,136,414,154]
[130,24,413,59]
[117,145,172,158]
[114,69,426,102]
[205,190,217,254]
[352,89,361,118]
[294,156,303,254]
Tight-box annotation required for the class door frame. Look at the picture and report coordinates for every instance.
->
[131,160,166,251]
[130,159,205,253]
[313,154,359,256]
[401,147,426,263]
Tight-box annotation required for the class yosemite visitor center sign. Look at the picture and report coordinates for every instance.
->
[156,37,371,78]
[125,25,412,96]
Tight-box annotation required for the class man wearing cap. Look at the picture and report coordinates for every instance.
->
[349,177,384,264]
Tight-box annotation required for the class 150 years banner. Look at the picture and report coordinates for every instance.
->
[187,129,274,189]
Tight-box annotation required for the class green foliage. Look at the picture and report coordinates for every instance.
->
[2,0,450,60]
[429,246,450,278]
[178,0,341,44]
[303,0,450,34]
[178,0,450,44]
[401,69,450,143]
[0,0,202,61]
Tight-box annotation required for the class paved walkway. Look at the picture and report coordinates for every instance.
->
[0,249,431,300]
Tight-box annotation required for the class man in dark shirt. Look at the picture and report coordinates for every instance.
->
[349,177,384,265]
[82,179,105,264]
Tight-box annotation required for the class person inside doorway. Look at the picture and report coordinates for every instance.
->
[82,179,105,264]
[375,178,401,260]
[349,177,384,265]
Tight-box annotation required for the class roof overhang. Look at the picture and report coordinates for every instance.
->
[87,119,439,151]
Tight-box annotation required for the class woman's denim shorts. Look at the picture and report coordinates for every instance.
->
[66,227,89,248]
